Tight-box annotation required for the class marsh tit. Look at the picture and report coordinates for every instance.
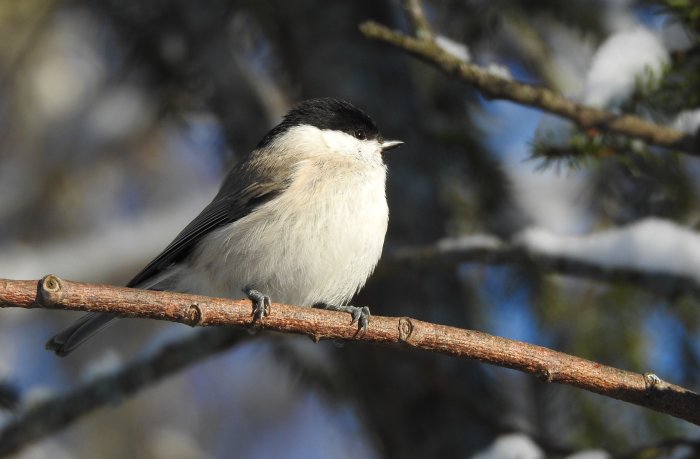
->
[46,97,403,356]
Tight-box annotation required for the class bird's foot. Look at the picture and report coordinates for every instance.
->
[314,303,370,336]
[244,287,271,323]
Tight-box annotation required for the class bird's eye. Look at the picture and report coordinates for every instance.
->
[354,129,366,140]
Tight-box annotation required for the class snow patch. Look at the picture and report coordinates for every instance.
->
[672,109,700,135]
[435,34,470,62]
[566,451,611,459]
[485,63,512,80]
[437,234,503,252]
[471,433,544,459]
[582,27,669,108]
[508,166,589,235]
[535,26,669,150]
[515,218,700,282]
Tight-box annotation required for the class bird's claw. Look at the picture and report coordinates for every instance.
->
[315,303,370,336]
[350,306,370,335]
[244,288,271,323]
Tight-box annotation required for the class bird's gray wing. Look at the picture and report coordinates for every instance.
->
[127,181,285,288]
[47,158,290,356]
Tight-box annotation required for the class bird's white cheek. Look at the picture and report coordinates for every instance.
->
[320,130,382,163]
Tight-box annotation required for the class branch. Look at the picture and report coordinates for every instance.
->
[358,21,698,155]
[0,327,245,458]
[388,235,700,299]
[0,276,699,434]
[401,0,433,39]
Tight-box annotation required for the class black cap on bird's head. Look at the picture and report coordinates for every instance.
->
[257,98,402,151]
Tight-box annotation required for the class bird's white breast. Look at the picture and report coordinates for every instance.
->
[181,156,388,306]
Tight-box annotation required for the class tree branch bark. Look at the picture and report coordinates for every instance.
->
[1,275,699,445]
[358,21,698,155]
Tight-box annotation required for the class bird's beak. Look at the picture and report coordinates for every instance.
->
[381,139,404,152]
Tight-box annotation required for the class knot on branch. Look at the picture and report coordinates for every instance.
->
[537,368,555,383]
[644,372,663,391]
[398,317,414,342]
[187,302,203,326]
[38,275,63,306]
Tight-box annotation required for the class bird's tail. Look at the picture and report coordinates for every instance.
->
[45,269,181,356]
[45,313,118,357]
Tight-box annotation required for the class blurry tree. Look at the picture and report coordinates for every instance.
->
[0,0,699,458]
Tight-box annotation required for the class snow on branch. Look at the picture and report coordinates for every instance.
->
[391,220,700,299]
[0,274,699,457]
[358,13,697,155]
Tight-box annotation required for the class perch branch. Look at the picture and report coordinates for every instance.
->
[0,275,697,441]
[358,21,698,155]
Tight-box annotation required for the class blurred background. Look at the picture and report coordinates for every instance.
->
[0,0,699,458]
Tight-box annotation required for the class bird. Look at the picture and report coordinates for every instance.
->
[46,97,403,356]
